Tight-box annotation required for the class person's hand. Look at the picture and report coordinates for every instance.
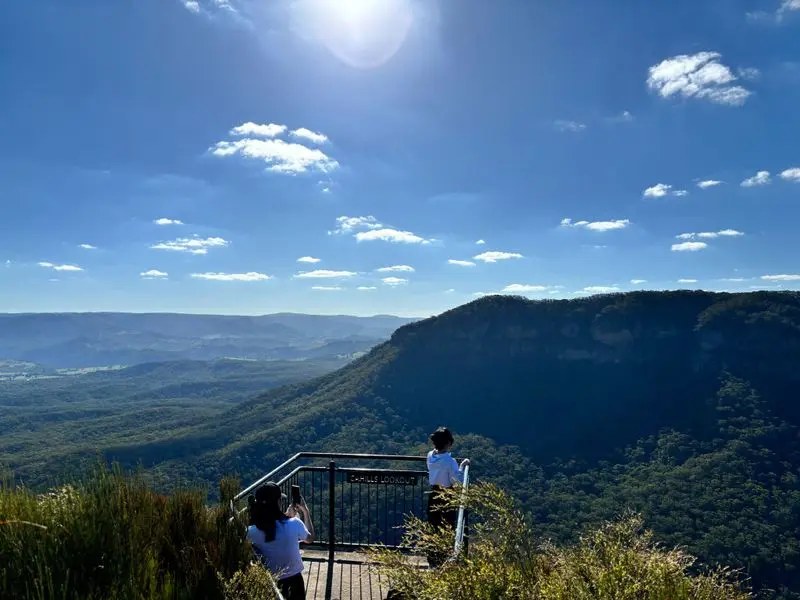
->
[285,505,298,518]
[460,458,470,469]
[293,503,308,518]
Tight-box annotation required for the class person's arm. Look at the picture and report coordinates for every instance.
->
[294,500,315,543]
[450,457,470,485]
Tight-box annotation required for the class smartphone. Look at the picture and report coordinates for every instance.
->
[290,484,302,505]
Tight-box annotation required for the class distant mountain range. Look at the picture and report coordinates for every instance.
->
[0,312,415,369]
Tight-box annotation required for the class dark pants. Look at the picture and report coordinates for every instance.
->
[277,572,305,599]
[427,487,457,567]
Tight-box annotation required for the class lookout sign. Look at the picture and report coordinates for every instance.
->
[346,470,419,486]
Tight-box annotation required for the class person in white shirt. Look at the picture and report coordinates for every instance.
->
[426,426,469,567]
[246,482,315,599]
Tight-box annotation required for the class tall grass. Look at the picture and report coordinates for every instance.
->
[0,465,254,600]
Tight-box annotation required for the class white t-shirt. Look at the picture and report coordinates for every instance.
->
[427,450,464,487]
[247,518,310,580]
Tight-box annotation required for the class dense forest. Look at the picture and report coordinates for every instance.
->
[4,291,799,597]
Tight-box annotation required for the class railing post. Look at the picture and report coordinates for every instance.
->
[328,460,336,563]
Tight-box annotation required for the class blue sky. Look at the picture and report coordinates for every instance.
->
[1,0,799,317]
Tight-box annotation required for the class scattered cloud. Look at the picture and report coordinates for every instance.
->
[647,52,752,106]
[672,189,689,197]
[355,228,431,244]
[501,284,552,294]
[473,251,523,263]
[376,265,415,273]
[607,110,634,123]
[357,286,377,291]
[444,288,456,293]
[738,67,761,80]
[311,285,343,291]
[741,170,771,187]
[761,274,800,281]
[554,120,587,132]
[38,262,83,272]
[230,122,287,138]
[676,229,744,240]
[150,236,229,255]
[475,239,486,245]
[697,179,723,188]
[290,127,328,145]
[643,183,670,198]
[140,269,168,279]
[297,256,321,263]
[720,277,748,282]
[154,217,184,226]
[582,286,620,294]
[293,269,357,279]
[329,215,382,235]
[630,279,648,284]
[382,277,408,286]
[78,243,97,250]
[211,137,338,174]
[780,167,800,182]
[678,278,698,283]
[448,259,476,267]
[671,241,708,252]
[182,0,200,13]
[560,218,631,232]
[191,272,272,282]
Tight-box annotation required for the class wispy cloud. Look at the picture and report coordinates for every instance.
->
[676,229,744,240]
[474,251,523,263]
[154,217,184,226]
[311,285,343,291]
[678,278,698,283]
[290,127,328,145]
[502,284,554,293]
[357,286,377,291]
[150,236,229,255]
[749,0,800,23]
[382,277,408,286]
[643,183,687,198]
[672,189,689,197]
[78,243,97,250]
[697,179,723,188]
[38,262,83,272]
[297,256,321,263]
[741,170,771,187]
[780,167,800,182]
[191,272,272,282]
[560,218,631,232]
[647,52,752,106]
[329,215,382,235]
[293,269,356,279]
[607,110,634,123]
[554,120,587,132]
[671,241,708,252]
[230,122,287,138]
[140,269,168,279]
[582,285,620,294]
[355,228,431,244]
[448,259,476,267]
[376,265,415,273]
[630,279,648,284]
[761,274,800,281]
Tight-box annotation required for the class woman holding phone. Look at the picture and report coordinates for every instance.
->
[247,482,315,599]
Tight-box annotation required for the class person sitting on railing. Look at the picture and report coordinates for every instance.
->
[247,482,315,600]
[426,426,469,567]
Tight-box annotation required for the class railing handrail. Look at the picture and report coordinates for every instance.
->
[235,452,427,502]
[453,463,470,557]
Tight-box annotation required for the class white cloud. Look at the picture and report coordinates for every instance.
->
[140,269,168,279]
[297,256,321,263]
[38,262,83,272]
[290,127,328,145]
[671,241,708,252]
[741,170,771,187]
[502,284,552,294]
[448,259,476,267]
[554,120,587,132]
[697,179,723,188]
[647,52,752,106]
[329,215,382,235]
[230,122,287,138]
[293,269,356,279]
[560,218,631,232]
[191,272,272,282]
[676,229,744,240]
[154,217,184,226]
[678,278,698,283]
[582,286,620,294]
[630,279,648,284]
[211,137,338,174]
[779,0,800,18]
[780,167,800,182]
[643,183,672,198]
[720,277,747,282]
[475,239,486,245]
[382,277,408,286]
[444,288,456,293]
[150,236,229,255]
[357,286,377,291]
[608,110,634,123]
[672,189,689,197]
[738,67,761,80]
[354,228,431,244]
[761,274,800,281]
[473,251,523,263]
[311,285,343,291]
[182,0,200,13]
[376,265,415,273]
[78,243,97,250]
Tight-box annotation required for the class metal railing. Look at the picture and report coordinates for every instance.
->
[453,462,470,557]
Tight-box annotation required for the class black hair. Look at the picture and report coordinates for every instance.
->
[429,426,454,451]
[250,482,288,542]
